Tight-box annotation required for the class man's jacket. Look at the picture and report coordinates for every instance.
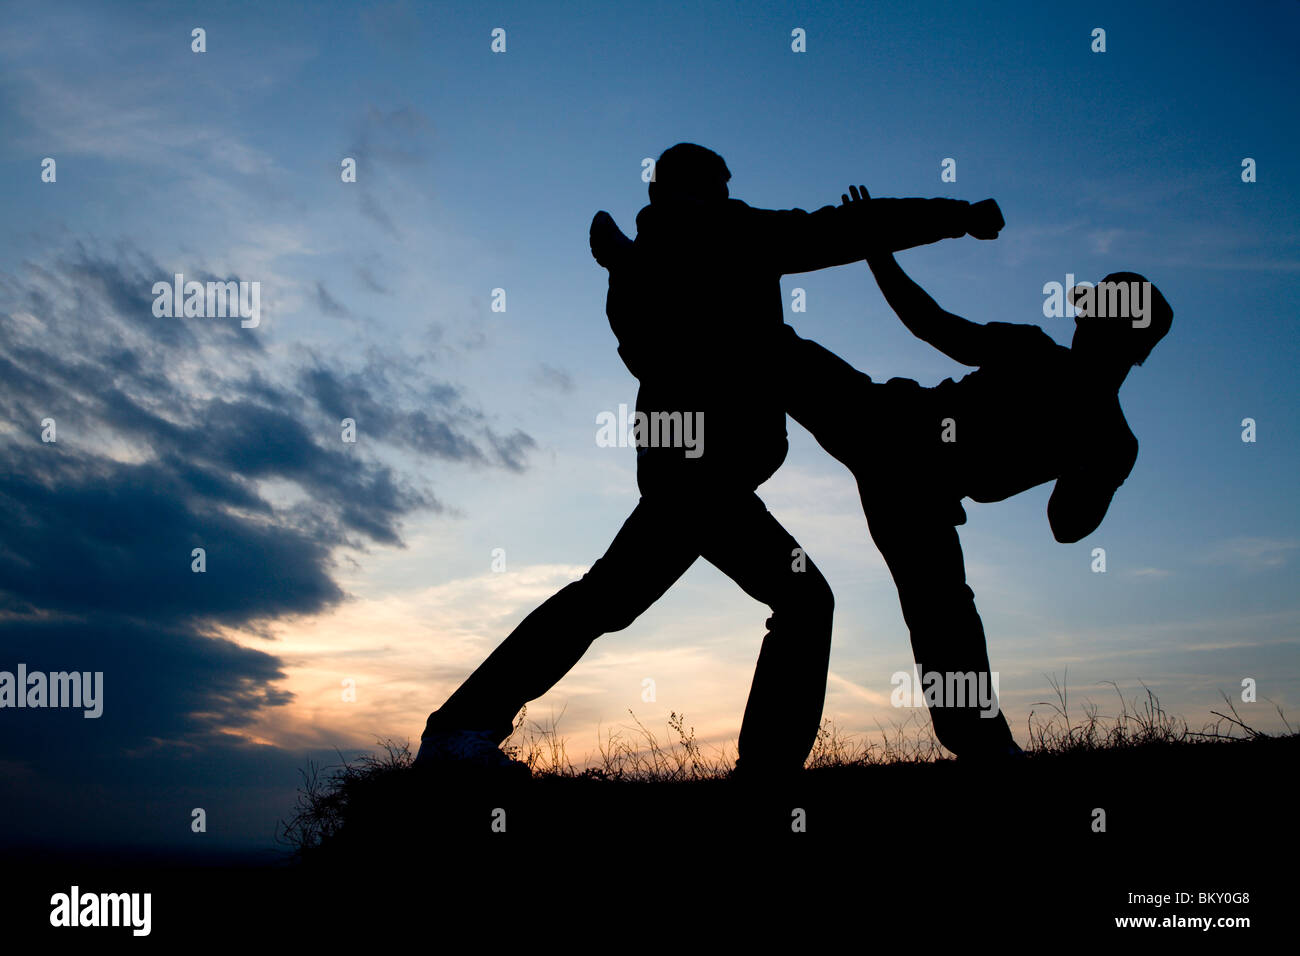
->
[599,196,978,490]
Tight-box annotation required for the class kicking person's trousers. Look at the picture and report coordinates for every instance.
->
[422,464,835,773]
[783,330,1017,757]
[858,479,1017,757]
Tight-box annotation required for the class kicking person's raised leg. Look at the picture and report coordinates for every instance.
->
[778,324,893,474]
[860,487,1018,758]
[420,495,701,754]
[700,493,836,775]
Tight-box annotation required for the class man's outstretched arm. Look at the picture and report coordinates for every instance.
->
[748,190,1003,276]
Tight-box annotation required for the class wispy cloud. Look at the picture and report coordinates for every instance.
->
[1132,566,1173,578]
[1200,536,1298,571]
[533,363,576,393]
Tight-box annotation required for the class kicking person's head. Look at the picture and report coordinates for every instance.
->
[1068,272,1173,370]
[648,143,731,206]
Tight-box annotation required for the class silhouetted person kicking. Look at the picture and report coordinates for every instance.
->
[781,184,1174,758]
[418,148,1004,776]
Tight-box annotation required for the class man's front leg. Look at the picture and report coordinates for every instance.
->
[704,498,836,775]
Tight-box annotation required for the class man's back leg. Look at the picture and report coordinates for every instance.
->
[421,495,701,751]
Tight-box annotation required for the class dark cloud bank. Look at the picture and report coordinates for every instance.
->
[0,242,533,851]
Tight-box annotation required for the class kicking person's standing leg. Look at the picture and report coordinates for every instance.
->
[422,493,701,744]
[780,332,1014,756]
[699,491,836,774]
[859,485,1016,757]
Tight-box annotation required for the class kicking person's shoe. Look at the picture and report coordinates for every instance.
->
[413,729,530,778]
[729,757,802,787]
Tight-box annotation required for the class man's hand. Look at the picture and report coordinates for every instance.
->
[967,198,1004,240]
[589,210,632,269]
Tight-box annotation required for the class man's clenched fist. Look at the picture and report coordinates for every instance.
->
[967,198,1005,240]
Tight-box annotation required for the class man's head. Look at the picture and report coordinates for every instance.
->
[1069,272,1173,368]
[648,143,731,205]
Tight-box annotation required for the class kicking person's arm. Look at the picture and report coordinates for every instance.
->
[1047,431,1138,543]
[1047,476,1120,544]
[865,249,995,367]
[851,183,1050,367]
[868,249,1056,367]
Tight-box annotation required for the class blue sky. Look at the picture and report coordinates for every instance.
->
[0,0,1296,854]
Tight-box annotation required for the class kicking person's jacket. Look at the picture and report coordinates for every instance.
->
[595,196,983,492]
[780,320,1140,543]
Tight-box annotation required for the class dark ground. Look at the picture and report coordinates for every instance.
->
[4,734,1292,943]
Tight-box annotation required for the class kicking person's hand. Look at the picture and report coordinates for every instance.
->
[841,183,870,205]
[967,198,1004,240]
[841,185,894,265]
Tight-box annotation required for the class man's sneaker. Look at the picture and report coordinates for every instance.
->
[413,729,530,777]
